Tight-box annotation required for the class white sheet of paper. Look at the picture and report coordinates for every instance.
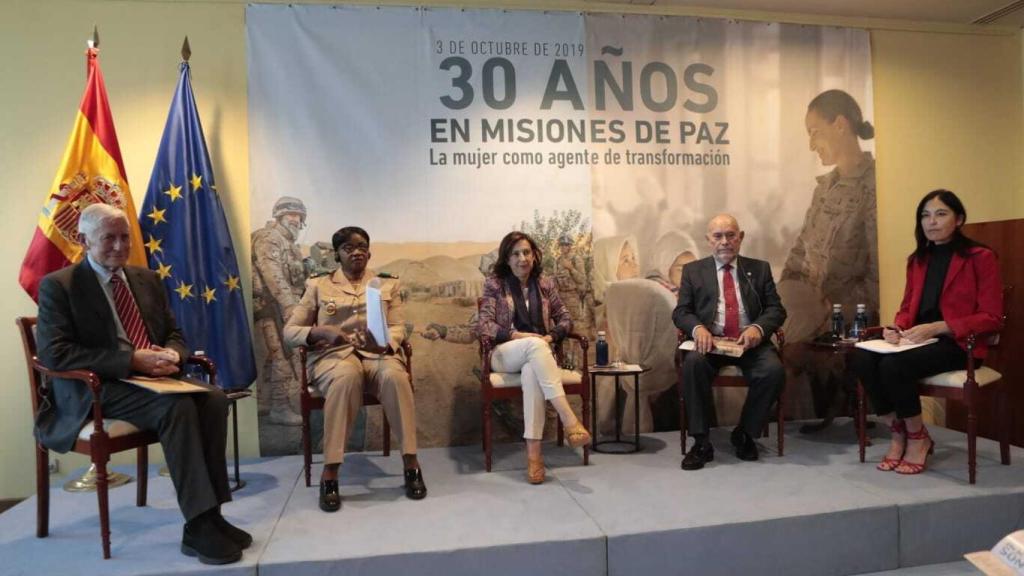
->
[854,338,938,354]
[365,278,389,348]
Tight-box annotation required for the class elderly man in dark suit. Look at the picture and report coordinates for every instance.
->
[35,204,250,565]
[673,214,787,470]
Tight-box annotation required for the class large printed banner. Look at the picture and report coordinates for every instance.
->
[247,5,875,453]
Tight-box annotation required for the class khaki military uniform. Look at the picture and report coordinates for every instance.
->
[438,312,479,345]
[283,269,416,465]
[782,152,879,335]
[781,152,878,420]
[555,252,592,337]
[251,220,306,421]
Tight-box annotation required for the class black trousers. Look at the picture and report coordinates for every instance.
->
[101,381,231,521]
[681,342,785,438]
[849,337,970,419]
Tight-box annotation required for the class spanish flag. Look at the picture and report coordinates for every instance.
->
[19,47,146,301]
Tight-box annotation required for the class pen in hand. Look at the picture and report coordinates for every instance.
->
[883,326,903,344]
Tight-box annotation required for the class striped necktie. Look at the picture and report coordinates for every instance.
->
[722,264,740,339]
[110,274,152,350]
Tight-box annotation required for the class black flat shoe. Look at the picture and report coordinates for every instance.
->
[730,427,745,448]
[319,479,341,512]
[212,512,253,549]
[404,468,427,500]
[181,516,242,565]
[681,442,714,471]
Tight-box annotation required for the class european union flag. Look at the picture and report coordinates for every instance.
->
[140,61,256,390]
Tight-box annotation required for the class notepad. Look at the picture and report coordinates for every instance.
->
[679,338,745,357]
[122,376,212,394]
[365,278,389,348]
[854,338,938,354]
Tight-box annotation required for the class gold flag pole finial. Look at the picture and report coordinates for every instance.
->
[181,36,191,62]
[86,26,99,78]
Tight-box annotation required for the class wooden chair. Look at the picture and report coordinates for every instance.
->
[676,329,786,456]
[477,300,590,472]
[855,286,1012,484]
[298,341,413,487]
[16,316,215,559]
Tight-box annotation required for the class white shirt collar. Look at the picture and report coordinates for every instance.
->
[712,255,738,271]
[86,254,127,284]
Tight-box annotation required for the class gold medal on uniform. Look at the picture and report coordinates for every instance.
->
[324,299,337,316]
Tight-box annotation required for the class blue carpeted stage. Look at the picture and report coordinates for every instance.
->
[1,420,1020,576]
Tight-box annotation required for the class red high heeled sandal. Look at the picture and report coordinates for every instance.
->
[895,425,934,475]
[877,419,906,472]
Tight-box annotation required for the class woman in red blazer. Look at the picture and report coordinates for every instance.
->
[851,190,1003,475]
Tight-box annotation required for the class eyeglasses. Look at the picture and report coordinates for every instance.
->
[340,243,369,253]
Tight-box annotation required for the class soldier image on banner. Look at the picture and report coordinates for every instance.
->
[252,196,309,426]
[554,233,594,340]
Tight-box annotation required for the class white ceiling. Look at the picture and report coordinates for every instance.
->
[601,0,1024,27]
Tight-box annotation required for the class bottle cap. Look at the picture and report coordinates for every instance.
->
[194,350,205,356]
[832,304,842,310]
[597,331,606,337]
[856,303,866,310]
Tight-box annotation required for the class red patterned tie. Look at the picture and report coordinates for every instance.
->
[111,274,152,350]
[722,264,740,339]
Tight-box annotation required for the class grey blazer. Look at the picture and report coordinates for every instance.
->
[672,255,787,340]
[34,259,187,453]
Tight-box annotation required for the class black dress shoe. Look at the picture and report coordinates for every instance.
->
[212,512,253,549]
[681,442,715,470]
[730,427,745,448]
[319,479,342,512]
[404,468,427,500]
[181,515,243,565]
[735,433,759,461]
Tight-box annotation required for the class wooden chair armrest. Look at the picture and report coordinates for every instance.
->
[862,326,885,340]
[34,361,101,395]
[185,355,217,387]
[564,332,590,351]
[479,336,494,379]
[33,360,107,433]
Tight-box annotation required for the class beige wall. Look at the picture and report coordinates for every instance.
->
[872,29,1024,321]
[1,0,1021,499]
[0,0,254,499]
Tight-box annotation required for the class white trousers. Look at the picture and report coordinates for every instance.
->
[490,336,566,440]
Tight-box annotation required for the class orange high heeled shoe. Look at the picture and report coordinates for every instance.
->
[526,455,545,485]
[895,425,934,475]
[564,421,592,449]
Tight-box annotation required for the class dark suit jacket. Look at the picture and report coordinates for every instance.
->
[672,255,787,340]
[35,259,188,453]
[894,246,1003,358]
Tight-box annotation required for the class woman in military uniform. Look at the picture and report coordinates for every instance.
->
[284,226,426,511]
[779,89,878,426]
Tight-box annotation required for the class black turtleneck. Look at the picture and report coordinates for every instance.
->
[915,243,954,325]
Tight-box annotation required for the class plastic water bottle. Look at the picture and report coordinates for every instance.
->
[850,304,869,340]
[185,350,208,383]
[831,304,845,340]
[595,332,609,366]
